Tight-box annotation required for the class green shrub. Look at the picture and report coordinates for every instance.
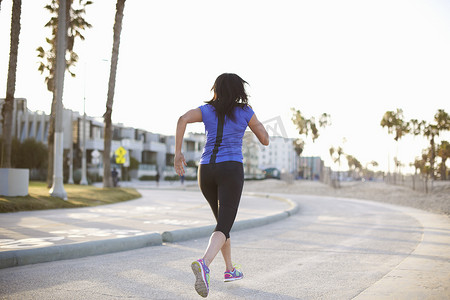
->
[139,175,156,181]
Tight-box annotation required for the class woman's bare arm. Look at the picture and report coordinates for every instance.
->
[174,108,202,176]
[248,114,269,146]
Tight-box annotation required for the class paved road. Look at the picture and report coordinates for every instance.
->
[0,193,449,299]
[0,189,288,251]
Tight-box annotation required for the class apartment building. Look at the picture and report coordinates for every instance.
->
[258,135,298,174]
[298,156,324,180]
[242,132,299,178]
[1,98,301,181]
[0,98,203,180]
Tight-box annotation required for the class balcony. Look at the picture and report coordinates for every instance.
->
[121,138,143,151]
[144,141,166,152]
[86,138,104,150]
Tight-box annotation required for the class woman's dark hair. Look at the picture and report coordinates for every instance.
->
[206,73,249,123]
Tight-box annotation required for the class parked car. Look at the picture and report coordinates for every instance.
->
[264,168,281,179]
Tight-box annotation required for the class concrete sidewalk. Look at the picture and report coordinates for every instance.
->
[0,188,298,269]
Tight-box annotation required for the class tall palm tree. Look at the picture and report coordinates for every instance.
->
[422,109,449,180]
[37,0,92,187]
[103,0,126,188]
[1,0,22,168]
[291,108,330,180]
[437,141,449,180]
[380,109,410,141]
[423,124,438,180]
[291,108,331,142]
[329,146,344,184]
[380,108,410,182]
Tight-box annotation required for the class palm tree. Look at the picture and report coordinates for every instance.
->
[437,141,449,180]
[291,108,330,181]
[380,109,410,142]
[346,154,362,179]
[1,0,22,168]
[380,108,410,183]
[422,109,450,180]
[103,0,126,188]
[329,146,344,184]
[37,0,92,187]
[291,109,331,142]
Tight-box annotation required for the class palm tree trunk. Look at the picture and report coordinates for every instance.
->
[430,135,436,180]
[442,158,447,180]
[46,0,72,188]
[1,0,21,168]
[49,0,68,199]
[46,93,56,187]
[103,0,125,188]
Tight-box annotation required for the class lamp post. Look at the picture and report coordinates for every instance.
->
[80,59,108,185]
[80,89,88,185]
[68,111,74,184]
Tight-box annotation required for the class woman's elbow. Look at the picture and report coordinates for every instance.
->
[177,115,187,126]
[261,135,270,146]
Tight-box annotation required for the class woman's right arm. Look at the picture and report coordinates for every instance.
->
[174,108,202,176]
[248,114,269,146]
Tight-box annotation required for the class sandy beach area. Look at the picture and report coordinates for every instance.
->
[241,179,450,216]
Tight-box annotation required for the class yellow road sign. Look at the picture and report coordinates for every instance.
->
[115,146,127,157]
[115,146,127,164]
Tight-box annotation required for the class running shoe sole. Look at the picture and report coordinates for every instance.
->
[224,275,244,282]
[191,261,208,297]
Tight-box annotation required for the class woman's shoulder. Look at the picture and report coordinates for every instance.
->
[199,103,213,111]
[199,104,216,119]
[240,104,254,114]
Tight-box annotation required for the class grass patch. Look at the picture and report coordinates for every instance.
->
[0,181,141,213]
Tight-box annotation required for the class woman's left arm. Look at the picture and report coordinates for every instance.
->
[174,108,202,176]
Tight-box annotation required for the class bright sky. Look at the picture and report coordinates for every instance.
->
[1,0,449,173]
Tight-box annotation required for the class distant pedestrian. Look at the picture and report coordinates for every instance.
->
[174,73,269,297]
[111,168,119,187]
[180,174,185,185]
[155,169,160,187]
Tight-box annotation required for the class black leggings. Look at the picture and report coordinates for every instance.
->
[198,161,244,239]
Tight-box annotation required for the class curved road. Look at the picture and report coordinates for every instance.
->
[0,193,449,299]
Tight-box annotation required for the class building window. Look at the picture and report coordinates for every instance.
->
[166,153,174,166]
[142,151,157,164]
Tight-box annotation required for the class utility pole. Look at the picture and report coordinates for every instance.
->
[49,0,67,199]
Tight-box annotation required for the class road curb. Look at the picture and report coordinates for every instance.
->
[0,193,298,269]
[161,193,298,243]
[0,232,162,269]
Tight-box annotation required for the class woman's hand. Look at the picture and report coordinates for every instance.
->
[174,152,187,176]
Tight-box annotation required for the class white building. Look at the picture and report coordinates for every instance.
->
[242,132,299,178]
[258,135,298,174]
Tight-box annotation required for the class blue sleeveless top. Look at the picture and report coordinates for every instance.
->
[199,104,254,164]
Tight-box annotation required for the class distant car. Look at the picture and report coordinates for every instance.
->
[264,168,281,179]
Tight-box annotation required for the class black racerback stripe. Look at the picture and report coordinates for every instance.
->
[209,117,224,164]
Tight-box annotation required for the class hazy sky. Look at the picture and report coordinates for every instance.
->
[1,0,449,173]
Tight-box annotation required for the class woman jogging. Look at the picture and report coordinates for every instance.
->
[174,73,269,297]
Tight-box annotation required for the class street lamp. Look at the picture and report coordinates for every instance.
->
[80,58,108,185]
[80,92,88,185]
[68,111,74,184]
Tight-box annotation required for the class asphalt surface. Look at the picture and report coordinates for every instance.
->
[0,186,297,268]
[0,186,449,299]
